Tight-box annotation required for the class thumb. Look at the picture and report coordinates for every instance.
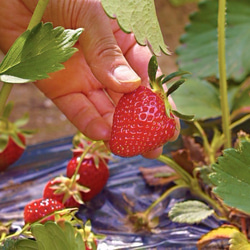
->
[78,2,141,93]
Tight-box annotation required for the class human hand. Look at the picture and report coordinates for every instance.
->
[0,0,180,158]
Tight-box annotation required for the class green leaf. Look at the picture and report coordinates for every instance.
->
[101,0,170,55]
[0,22,83,83]
[31,222,72,250]
[0,239,20,250]
[176,0,250,82]
[229,231,250,250]
[148,55,158,83]
[10,133,25,149]
[0,133,9,152]
[169,200,214,224]
[162,70,190,84]
[166,79,186,96]
[197,225,240,249]
[171,78,221,120]
[13,113,30,128]
[171,110,194,121]
[209,140,250,214]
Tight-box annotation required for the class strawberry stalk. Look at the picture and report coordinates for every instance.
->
[0,0,49,116]
[69,141,97,187]
[217,0,231,149]
[148,56,194,121]
[157,154,224,214]
[131,154,225,226]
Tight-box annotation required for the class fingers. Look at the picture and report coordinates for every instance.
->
[142,147,163,159]
[35,46,115,141]
[78,1,141,94]
[53,92,112,141]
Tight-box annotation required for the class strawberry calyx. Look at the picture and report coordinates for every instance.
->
[48,175,90,205]
[148,56,194,121]
[77,220,105,250]
[72,132,113,169]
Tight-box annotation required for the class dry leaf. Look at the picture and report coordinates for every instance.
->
[139,166,179,186]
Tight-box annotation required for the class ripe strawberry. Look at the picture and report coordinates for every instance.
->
[43,177,89,208]
[0,133,25,171]
[0,102,35,171]
[109,85,176,157]
[108,56,194,158]
[66,156,109,202]
[24,198,65,224]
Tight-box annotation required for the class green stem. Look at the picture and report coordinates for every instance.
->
[194,121,215,164]
[230,113,250,130]
[0,0,49,116]
[190,180,225,215]
[70,142,96,186]
[0,83,13,116]
[27,0,49,30]
[218,0,231,148]
[157,154,225,215]
[144,185,187,217]
[157,154,193,185]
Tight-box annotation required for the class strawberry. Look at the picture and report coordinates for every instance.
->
[0,133,25,171]
[43,176,89,208]
[109,86,176,157]
[109,56,193,157]
[0,102,35,171]
[24,198,65,224]
[66,156,109,202]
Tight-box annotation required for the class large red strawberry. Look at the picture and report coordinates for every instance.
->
[66,156,109,202]
[24,198,65,224]
[43,176,89,208]
[109,85,176,157]
[109,56,193,157]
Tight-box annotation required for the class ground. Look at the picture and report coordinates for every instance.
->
[1,0,197,146]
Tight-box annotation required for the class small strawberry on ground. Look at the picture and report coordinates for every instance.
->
[24,198,65,224]
[66,133,111,202]
[0,102,34,171]
[109,56,193,157]
[43,176,89,208]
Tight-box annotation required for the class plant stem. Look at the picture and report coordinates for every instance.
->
[157,154,225,215]
[27,0,49,30]
[0,0,49,117]
[194,121,215,164]
[218,0,231,148]
[157,154,193,185]
[0,83,13,116]
[144,185,187,217]
[70,142,96,186]
[230,113,250,130]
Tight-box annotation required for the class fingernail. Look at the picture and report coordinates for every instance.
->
[113,65,140,83]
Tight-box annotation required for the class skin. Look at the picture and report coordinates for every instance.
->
[0,0,180,158]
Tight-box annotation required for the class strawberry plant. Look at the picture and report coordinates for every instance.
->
[115,0,250,249]
[1,0,250,249]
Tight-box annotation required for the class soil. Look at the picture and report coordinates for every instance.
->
[0,0,197,146]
